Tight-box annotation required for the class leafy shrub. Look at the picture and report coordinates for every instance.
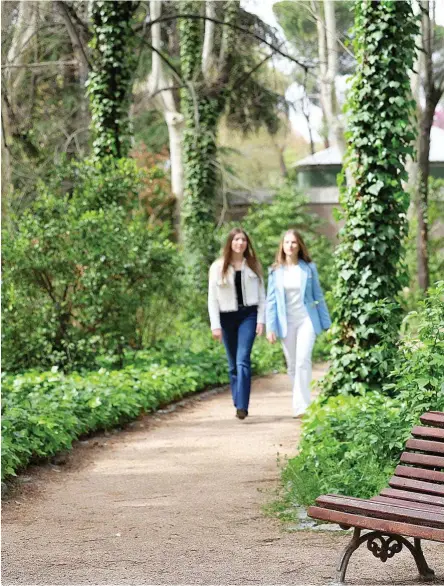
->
[386,281,444,429]
[2,159,182,372]
[280,283,444,507]
[282,392,400,506]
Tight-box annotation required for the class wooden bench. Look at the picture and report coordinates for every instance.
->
[307,411,444,583]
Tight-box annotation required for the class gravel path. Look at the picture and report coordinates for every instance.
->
[2,367,443,585]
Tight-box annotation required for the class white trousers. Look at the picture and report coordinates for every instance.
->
[281,314,316,417]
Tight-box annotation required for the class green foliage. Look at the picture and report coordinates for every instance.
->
[280,283,444,508]
[322,0,419,397]
[1,330,284,480]
[282,392,399,506]
[385,281,444,427]
[87,1,137,158]
[2,159,181,372]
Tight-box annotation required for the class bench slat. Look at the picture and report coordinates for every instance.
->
[315,495,444,529]
[412,426,444,441]
[420,412,444,429]
[371,495,444,515]
[379,487,444,506]
[394,465,444,483]
[400,452,444,468]
[389,476,444,496]
[307,506,444,543]
[406,438,444,454]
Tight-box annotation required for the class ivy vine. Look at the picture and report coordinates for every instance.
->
[180,1,240,291]
[322,0,419,397]
[87,1,137,159]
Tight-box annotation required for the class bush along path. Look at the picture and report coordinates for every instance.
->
[1,338,284,481]
[3,366,444,586]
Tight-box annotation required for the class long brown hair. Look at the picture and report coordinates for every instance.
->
[221,228,263,279]
[273,229,312,268]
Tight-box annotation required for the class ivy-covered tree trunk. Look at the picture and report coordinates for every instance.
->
[179,1,239,289]
[322,0,418,397]
[87,1,137,159]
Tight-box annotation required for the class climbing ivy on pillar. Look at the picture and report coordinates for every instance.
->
[322,0,418,397]
[87,1,137,159]
[180,1,239,290]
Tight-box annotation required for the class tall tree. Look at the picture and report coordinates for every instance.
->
[173,1,290,283]
[179,0,231,284]
[143,1,291,244]
[322,0,419,397]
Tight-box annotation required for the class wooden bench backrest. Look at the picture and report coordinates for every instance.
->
[380,411,444,508]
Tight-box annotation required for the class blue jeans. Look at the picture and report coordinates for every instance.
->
[220,306,257,411]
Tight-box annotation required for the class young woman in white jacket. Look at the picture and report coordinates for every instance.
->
[208,228,265,420]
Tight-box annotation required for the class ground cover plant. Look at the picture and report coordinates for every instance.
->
[1,331,284,481]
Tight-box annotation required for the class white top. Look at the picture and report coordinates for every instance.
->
[283,265,308,321]
[208,258,266,330]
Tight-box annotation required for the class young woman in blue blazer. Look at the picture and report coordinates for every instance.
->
[266,229,331,418]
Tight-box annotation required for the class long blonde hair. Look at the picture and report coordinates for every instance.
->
[272,229,312,268]
[221,228,263,279]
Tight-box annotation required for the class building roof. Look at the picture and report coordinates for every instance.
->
[294,126,444,168]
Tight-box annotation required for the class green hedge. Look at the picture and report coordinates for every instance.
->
[1,337,284,480]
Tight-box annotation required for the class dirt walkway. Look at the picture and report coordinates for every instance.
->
[2,368,443,586]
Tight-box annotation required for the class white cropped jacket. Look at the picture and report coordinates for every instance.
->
[208,258,266,330]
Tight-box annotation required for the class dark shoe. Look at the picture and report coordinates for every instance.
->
[236,408,248,420]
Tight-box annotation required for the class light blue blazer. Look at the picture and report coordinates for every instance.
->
[266,260,331,338]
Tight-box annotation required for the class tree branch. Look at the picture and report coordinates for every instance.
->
[144,13,312,71]
[1,60,78,70]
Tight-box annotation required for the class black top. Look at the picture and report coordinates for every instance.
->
[235,270,244,306]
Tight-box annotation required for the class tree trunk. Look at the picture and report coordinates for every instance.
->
[1,96,13,213]
[55,1,89,85]
[323,0,344,152]
[165,111,185,238]
[416,99,434,291]
[6,1,37,101]
[202,1,216,79]
[147,0,185,239]
[322,0,418,398]
[314,0,344,153]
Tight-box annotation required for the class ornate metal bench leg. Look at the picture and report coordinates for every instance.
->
[336,528,361,584]
[335,530,436,584]
[412,538,435,581]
